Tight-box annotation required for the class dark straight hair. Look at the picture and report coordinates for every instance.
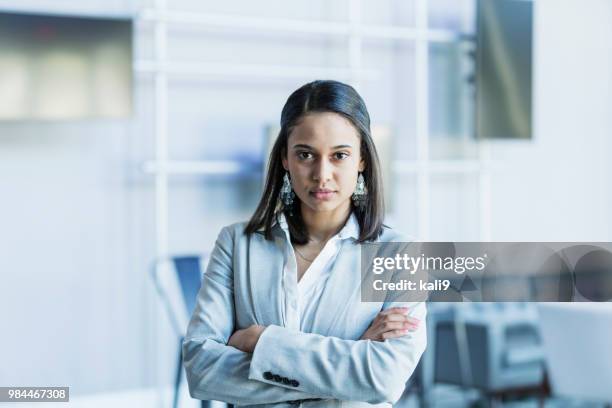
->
[245,80,385,244]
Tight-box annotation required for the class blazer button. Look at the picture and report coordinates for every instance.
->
[290,379,299,387]
[263,371,273,380]
[273,374,282,382]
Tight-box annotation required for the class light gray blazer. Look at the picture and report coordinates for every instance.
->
[183,219,427,408]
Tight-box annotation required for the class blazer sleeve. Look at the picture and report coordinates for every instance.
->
[248,300,427,405]
[182,226,322,405]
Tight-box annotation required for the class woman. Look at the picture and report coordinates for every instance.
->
[183,80,427,408]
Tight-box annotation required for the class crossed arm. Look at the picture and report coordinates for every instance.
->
[227,304,419,353]
[182,227,427,406]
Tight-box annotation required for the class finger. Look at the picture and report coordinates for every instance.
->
[381,329,410,340]
[381,321,407,331]
[385,314,420,324]
[382,313,411,323]
[386,320,419,332]
[404,321,419,331]
[379,307,409,316]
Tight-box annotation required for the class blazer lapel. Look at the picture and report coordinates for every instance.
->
[246,229,287,327]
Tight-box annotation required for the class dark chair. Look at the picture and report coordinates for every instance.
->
[418,303,548,408]
[152,255,233,408]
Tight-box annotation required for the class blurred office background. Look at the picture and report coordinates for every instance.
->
[0,0,611,407]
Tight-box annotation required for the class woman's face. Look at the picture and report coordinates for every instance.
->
[282,112,365,215]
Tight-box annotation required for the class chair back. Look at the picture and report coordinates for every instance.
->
[152,255,208,335]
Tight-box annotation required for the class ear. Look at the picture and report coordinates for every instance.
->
[282,153,288,171]
[358,158,365,173]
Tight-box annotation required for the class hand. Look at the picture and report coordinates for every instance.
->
[360,307,420,341]
[228,324,267,353]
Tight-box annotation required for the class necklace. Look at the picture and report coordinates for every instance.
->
[294,238,328,263]
[294,247,315,263]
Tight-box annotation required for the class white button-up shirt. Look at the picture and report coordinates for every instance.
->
[277,212,360,331]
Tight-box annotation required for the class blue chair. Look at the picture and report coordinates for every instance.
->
[153,255,233,408]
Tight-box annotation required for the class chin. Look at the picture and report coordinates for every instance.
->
[303,197,348,213]
[309,203,339,212]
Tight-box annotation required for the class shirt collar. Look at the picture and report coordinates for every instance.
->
[275,212,360,241]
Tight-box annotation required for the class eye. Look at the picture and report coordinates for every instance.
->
[297,151,313,160]
[333,152,350,160]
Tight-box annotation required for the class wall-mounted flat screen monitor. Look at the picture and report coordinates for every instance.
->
[476,0,533,139]
[0,11,132,120]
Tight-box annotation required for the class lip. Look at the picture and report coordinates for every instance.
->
[310,189,337,200]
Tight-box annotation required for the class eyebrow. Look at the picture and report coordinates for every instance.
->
[292,144,353,150]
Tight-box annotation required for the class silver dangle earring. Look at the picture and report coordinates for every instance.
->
[352,172,367,208]
[280,172,295,208]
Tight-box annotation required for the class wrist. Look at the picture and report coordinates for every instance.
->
[251,325,267,352]
[255,325,267,341]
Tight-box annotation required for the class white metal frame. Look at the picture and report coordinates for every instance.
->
[141,1,492,402]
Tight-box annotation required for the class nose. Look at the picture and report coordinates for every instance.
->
[312,157,332,184]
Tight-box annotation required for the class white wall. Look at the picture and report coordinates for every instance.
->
[0,0,159,396]
[487,0,612,241]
